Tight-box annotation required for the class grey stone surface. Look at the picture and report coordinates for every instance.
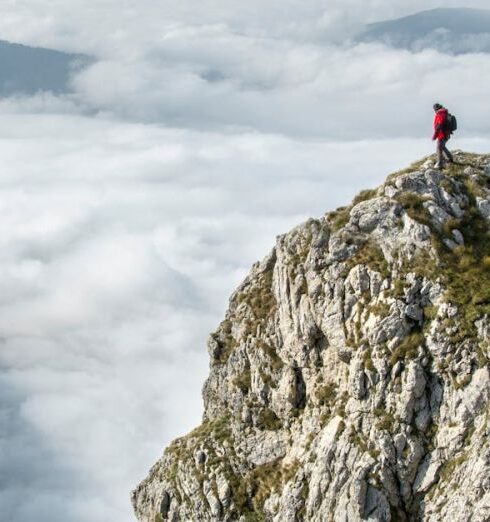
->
[132,153,490,522]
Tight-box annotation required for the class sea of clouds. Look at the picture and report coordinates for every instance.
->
[1,1,490,520]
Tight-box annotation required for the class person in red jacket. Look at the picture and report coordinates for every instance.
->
[432,103,454,169]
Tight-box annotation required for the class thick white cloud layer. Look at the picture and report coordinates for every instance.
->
[70,42,490,138]
[6,3,490,138]
[2,2,490,521]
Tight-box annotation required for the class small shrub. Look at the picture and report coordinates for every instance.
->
[257,408,282,431]
[439,452,467,483]
[352,189,377,206]
[348,240,390,279]
[369,302,391,318]
[389,331,424,366]
[362,349,375,372]
[396,192,432,227]
[257,340,284,370]
[423,305,439,322]
[315,382,337,407]
[330,206,351,231]
[233,369,251,394]
[376,414,394,433]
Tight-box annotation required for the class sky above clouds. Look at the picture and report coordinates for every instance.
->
[2,2,490,521]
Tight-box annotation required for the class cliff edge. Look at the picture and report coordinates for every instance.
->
[133,152,490,522]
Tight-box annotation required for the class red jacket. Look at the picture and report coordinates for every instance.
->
[433,108,450,141]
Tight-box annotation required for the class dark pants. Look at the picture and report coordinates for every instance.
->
[436,139,453,167]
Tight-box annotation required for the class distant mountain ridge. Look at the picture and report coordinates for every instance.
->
[357,8,490,54]
[0,40,92,96]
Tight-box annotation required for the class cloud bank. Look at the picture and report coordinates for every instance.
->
[4,2,490,139]
[71,41,490,138]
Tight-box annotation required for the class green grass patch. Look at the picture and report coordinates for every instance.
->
[233,368,251,394]
[362,348,375,372]
[256,340,284,371]
[395,192,433,228]
[376,413,395,433]
[347,240,390,279]
[352,189,378,206]
[228,458,300,519]
[330,206,351,231]
[389,331,424,366]
[369,301,391,318]
[256,408,282,431]
[315,382,337,407]
[438,452,467,484]
[387,157,429,180]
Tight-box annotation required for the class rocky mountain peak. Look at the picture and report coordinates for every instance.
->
[132,152,490,521]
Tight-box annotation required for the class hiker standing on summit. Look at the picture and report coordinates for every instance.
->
[432,103,454,169]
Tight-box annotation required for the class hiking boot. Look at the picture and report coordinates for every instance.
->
[434,162,443,170]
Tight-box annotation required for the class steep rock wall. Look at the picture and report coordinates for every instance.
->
[133,152,490,522]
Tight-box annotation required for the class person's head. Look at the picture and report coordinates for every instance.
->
[433,103,443,112]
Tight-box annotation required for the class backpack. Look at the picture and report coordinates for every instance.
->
[446,113,457,133]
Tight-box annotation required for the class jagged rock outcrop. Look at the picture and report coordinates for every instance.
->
[133,152,490,522]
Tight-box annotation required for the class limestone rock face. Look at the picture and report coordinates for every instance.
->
[132,152,490,521]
